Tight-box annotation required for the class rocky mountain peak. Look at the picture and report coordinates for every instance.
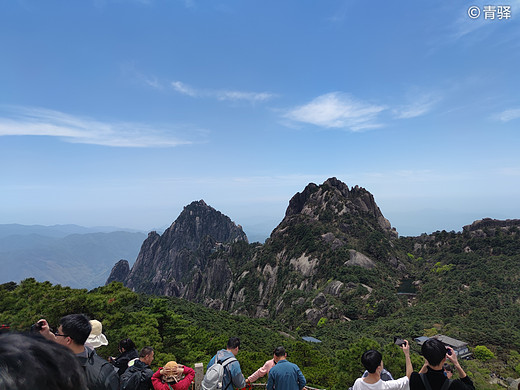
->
[163,200,247,250]
[284,177,396,238]
[106,259,130,284]
[108,200,248,299]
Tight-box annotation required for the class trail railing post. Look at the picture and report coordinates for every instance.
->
[194,362,204,390]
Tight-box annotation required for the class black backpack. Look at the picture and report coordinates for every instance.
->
[120,365,148,390]
[420,373,452,390]
[81,348,120,390]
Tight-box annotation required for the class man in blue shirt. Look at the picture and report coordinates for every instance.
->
[207,337,246,390]
[267,347,306,390]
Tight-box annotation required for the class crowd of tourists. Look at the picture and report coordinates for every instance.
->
[0,313,474,390]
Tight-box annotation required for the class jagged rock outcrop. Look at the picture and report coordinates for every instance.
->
[285,177,397,239]
[109,200,248,300]
[106,179,407,327]
[463,218,520,234]
[106,259,130,284]
[345,250,376,269]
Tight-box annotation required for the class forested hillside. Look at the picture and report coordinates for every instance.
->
[1,279,520,389]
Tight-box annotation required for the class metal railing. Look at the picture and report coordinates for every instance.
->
[190,363,324,390]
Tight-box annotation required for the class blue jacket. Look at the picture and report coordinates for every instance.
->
[267,359,306,390]
[207,349,246,390]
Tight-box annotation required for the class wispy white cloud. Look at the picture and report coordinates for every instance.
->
[451,11,488,40]
[171,80,276,103]
[0,106,195,147]
[216,90,273,103]
[493,108,520,122]
[393,93,441,119]
[121,62,163,90]
[283,92,386,131]
[171,81,198,97]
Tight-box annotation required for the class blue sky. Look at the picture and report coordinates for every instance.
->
[1,0,519,241]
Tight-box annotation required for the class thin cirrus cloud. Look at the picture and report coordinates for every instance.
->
[0,106,194,148]
[283,92,387,131]
[494,108,520,122]
[393,93,440,119]
[171,81,275,103]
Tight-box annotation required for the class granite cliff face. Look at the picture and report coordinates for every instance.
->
[228,177,405,324]
[463,218,520,235]
[109,200,247,302]
[105,259,130,284]
[107,178,406,327]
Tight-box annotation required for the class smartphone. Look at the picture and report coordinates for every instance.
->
[394,336,406,346]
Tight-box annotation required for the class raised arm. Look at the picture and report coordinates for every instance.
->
[446,347,467,379]
[37,319,57,342]
[401,340,413,378]
[248,359,274,383]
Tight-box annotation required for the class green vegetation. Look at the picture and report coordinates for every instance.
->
[474,346,495,362]
[1,275,518,389]
[0,280,335,388]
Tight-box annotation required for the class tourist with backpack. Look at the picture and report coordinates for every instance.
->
[109,338,139,376]
[120,346,155,390]
[202,337,246,390]
[37,314,119,390]
[151,361,195,390]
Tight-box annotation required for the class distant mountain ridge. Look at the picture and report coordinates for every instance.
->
[0,223,144,239]
[0,226,146,289]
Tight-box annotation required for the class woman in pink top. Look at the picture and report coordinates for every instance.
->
[246,348,283,384]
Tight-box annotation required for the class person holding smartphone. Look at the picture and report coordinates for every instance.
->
[351,339,412,390]
[410,338,474,390]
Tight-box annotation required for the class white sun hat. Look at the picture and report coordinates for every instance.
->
[85,319,108,349]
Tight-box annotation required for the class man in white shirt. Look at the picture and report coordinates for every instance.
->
[352,340,412,390]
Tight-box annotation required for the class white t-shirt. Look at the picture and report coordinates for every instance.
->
[352,376,409,390]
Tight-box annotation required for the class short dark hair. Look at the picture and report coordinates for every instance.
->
[227,337,241,349]
[139,346,154,358]
[273,346,286,357]
[119,338,136,351]
[422,338,448,366]
[60,314,91,346]
[0,333,88,390]
[361,350,382,373]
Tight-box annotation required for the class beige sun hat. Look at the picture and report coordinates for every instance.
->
[85,320,108,349]
[163,361,180,382]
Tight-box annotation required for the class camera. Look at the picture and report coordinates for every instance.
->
[446,347,452,355]
[30,321,44,333]
[394,336,406,346]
